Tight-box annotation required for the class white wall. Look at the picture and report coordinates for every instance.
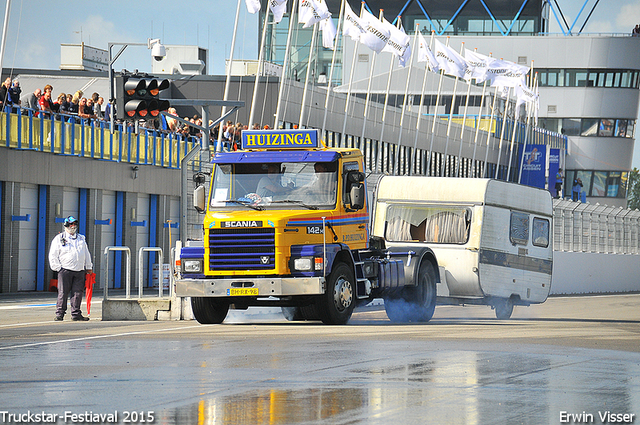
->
[551,251,640,294]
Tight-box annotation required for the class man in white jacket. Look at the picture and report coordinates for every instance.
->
[49,216,93,321]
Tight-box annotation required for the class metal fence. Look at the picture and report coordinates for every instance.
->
[553,199,640,254]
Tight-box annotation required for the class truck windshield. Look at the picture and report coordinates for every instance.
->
[210,161,338,210]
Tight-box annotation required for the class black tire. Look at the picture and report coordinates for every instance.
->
[281,306,304,321]
[316,262,355,325]
[494,297,514,320]
[384,261,437,323]
[191,297,229,324]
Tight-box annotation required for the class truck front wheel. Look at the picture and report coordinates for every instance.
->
[191,297,230,324]
[384,261,437,322]
[316,262,355,325]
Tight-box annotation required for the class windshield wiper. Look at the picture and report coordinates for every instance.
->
[224,199,265,211]
[271,200,318,210]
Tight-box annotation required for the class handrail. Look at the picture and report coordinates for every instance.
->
[138,247,164,298]
[103,246,131,300]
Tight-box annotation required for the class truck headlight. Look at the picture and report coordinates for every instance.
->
[183,259,202,273]
[293,257,312,271]
[292,257,323,272]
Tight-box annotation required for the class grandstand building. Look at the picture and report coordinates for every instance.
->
[261,0,640,207]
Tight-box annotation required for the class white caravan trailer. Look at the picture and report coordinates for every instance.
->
[372,177,553,319]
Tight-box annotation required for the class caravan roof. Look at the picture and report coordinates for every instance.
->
[376,177,552,217]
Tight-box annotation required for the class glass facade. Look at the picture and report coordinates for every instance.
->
[538,68,640,89]
[261,0,545,87]
[539,118,635,138]
[564,170,628,199]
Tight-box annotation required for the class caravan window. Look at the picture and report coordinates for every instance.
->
[510,212,530,245]
[385,205,471,244]
[532,218,550,247]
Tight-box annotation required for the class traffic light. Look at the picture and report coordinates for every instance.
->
[115,73,170,121]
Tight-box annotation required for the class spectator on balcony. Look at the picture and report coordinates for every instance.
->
[77,98,92,119]
[0,77,11,110]
[8,79,21,109]
[21,88,41,115]
[85,98,97,119]
[68,92,80,114]
[94,97,104,119]
[57,93,70,114]
[38,89,53,117]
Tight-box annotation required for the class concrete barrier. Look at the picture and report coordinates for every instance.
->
[102,298,171,321]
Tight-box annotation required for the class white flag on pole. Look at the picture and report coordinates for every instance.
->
[417,31,439,72]
[343,1,366,41]
[433,38,467,79]
[381,18,411,67]
[299,0,331,28]
[320,17,337,49]
[486,59,530,88]
[515,82,537,120]
[245,0,261,14]
[359,8,390,53]
[269,0,287,23]
[464,49,494,83]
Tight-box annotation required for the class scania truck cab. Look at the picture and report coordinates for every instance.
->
[175,129,439,324]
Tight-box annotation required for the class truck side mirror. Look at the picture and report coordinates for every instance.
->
[349,183,364,210]
[194,185,206,213]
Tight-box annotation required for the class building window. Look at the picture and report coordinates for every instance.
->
[565,170,629,198]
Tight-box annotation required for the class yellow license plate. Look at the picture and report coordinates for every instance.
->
[228,288,259,296]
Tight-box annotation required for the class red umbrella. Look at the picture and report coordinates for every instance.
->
[85,272,96,316]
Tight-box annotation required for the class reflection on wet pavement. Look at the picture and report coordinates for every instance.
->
[159,349,640,425]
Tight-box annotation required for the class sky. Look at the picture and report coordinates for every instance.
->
[0,0,639,166]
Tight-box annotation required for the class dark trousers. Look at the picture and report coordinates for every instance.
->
[56,269,85,318]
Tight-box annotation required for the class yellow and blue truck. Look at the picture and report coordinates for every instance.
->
[175,128,439,324]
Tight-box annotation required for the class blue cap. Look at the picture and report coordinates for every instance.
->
[63,216,78,227]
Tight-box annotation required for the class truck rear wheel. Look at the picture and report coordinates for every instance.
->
[316,262,355,325]
[384,261,437,323]
[191,297,229,324]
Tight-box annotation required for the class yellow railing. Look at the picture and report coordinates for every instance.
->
[0,110,200,168]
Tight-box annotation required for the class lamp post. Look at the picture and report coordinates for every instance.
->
[108,39,166,131]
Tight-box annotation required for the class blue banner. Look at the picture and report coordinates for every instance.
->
[241,129,319,149]
[520,144,546,189]
[548,148,561,192]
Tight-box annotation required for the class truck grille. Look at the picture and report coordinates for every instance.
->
[208,228,276,271]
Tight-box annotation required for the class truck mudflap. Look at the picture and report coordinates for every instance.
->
[175,276,325,297]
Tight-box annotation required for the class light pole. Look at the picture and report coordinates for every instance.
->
[108,39,166,131]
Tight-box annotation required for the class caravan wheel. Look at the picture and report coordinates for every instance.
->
[493,297,514,320]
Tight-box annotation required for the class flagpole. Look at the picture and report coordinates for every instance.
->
[299,23,319,126]
[274,0,299,129]
[506,93,520,181]
[360,10,383,150]
[483,85,499,177]
[427,32,443,177]
[412,29,434,176]
[470,78,487,176]
[249,6,271,128]
[441,39,463,177]
[519,73,538,184]
[321,0,345,143]
[456,51,473,178]
[341,2,364,147]
[494,86,511,179]
[397,20,419,175]
[216,0,242,152]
